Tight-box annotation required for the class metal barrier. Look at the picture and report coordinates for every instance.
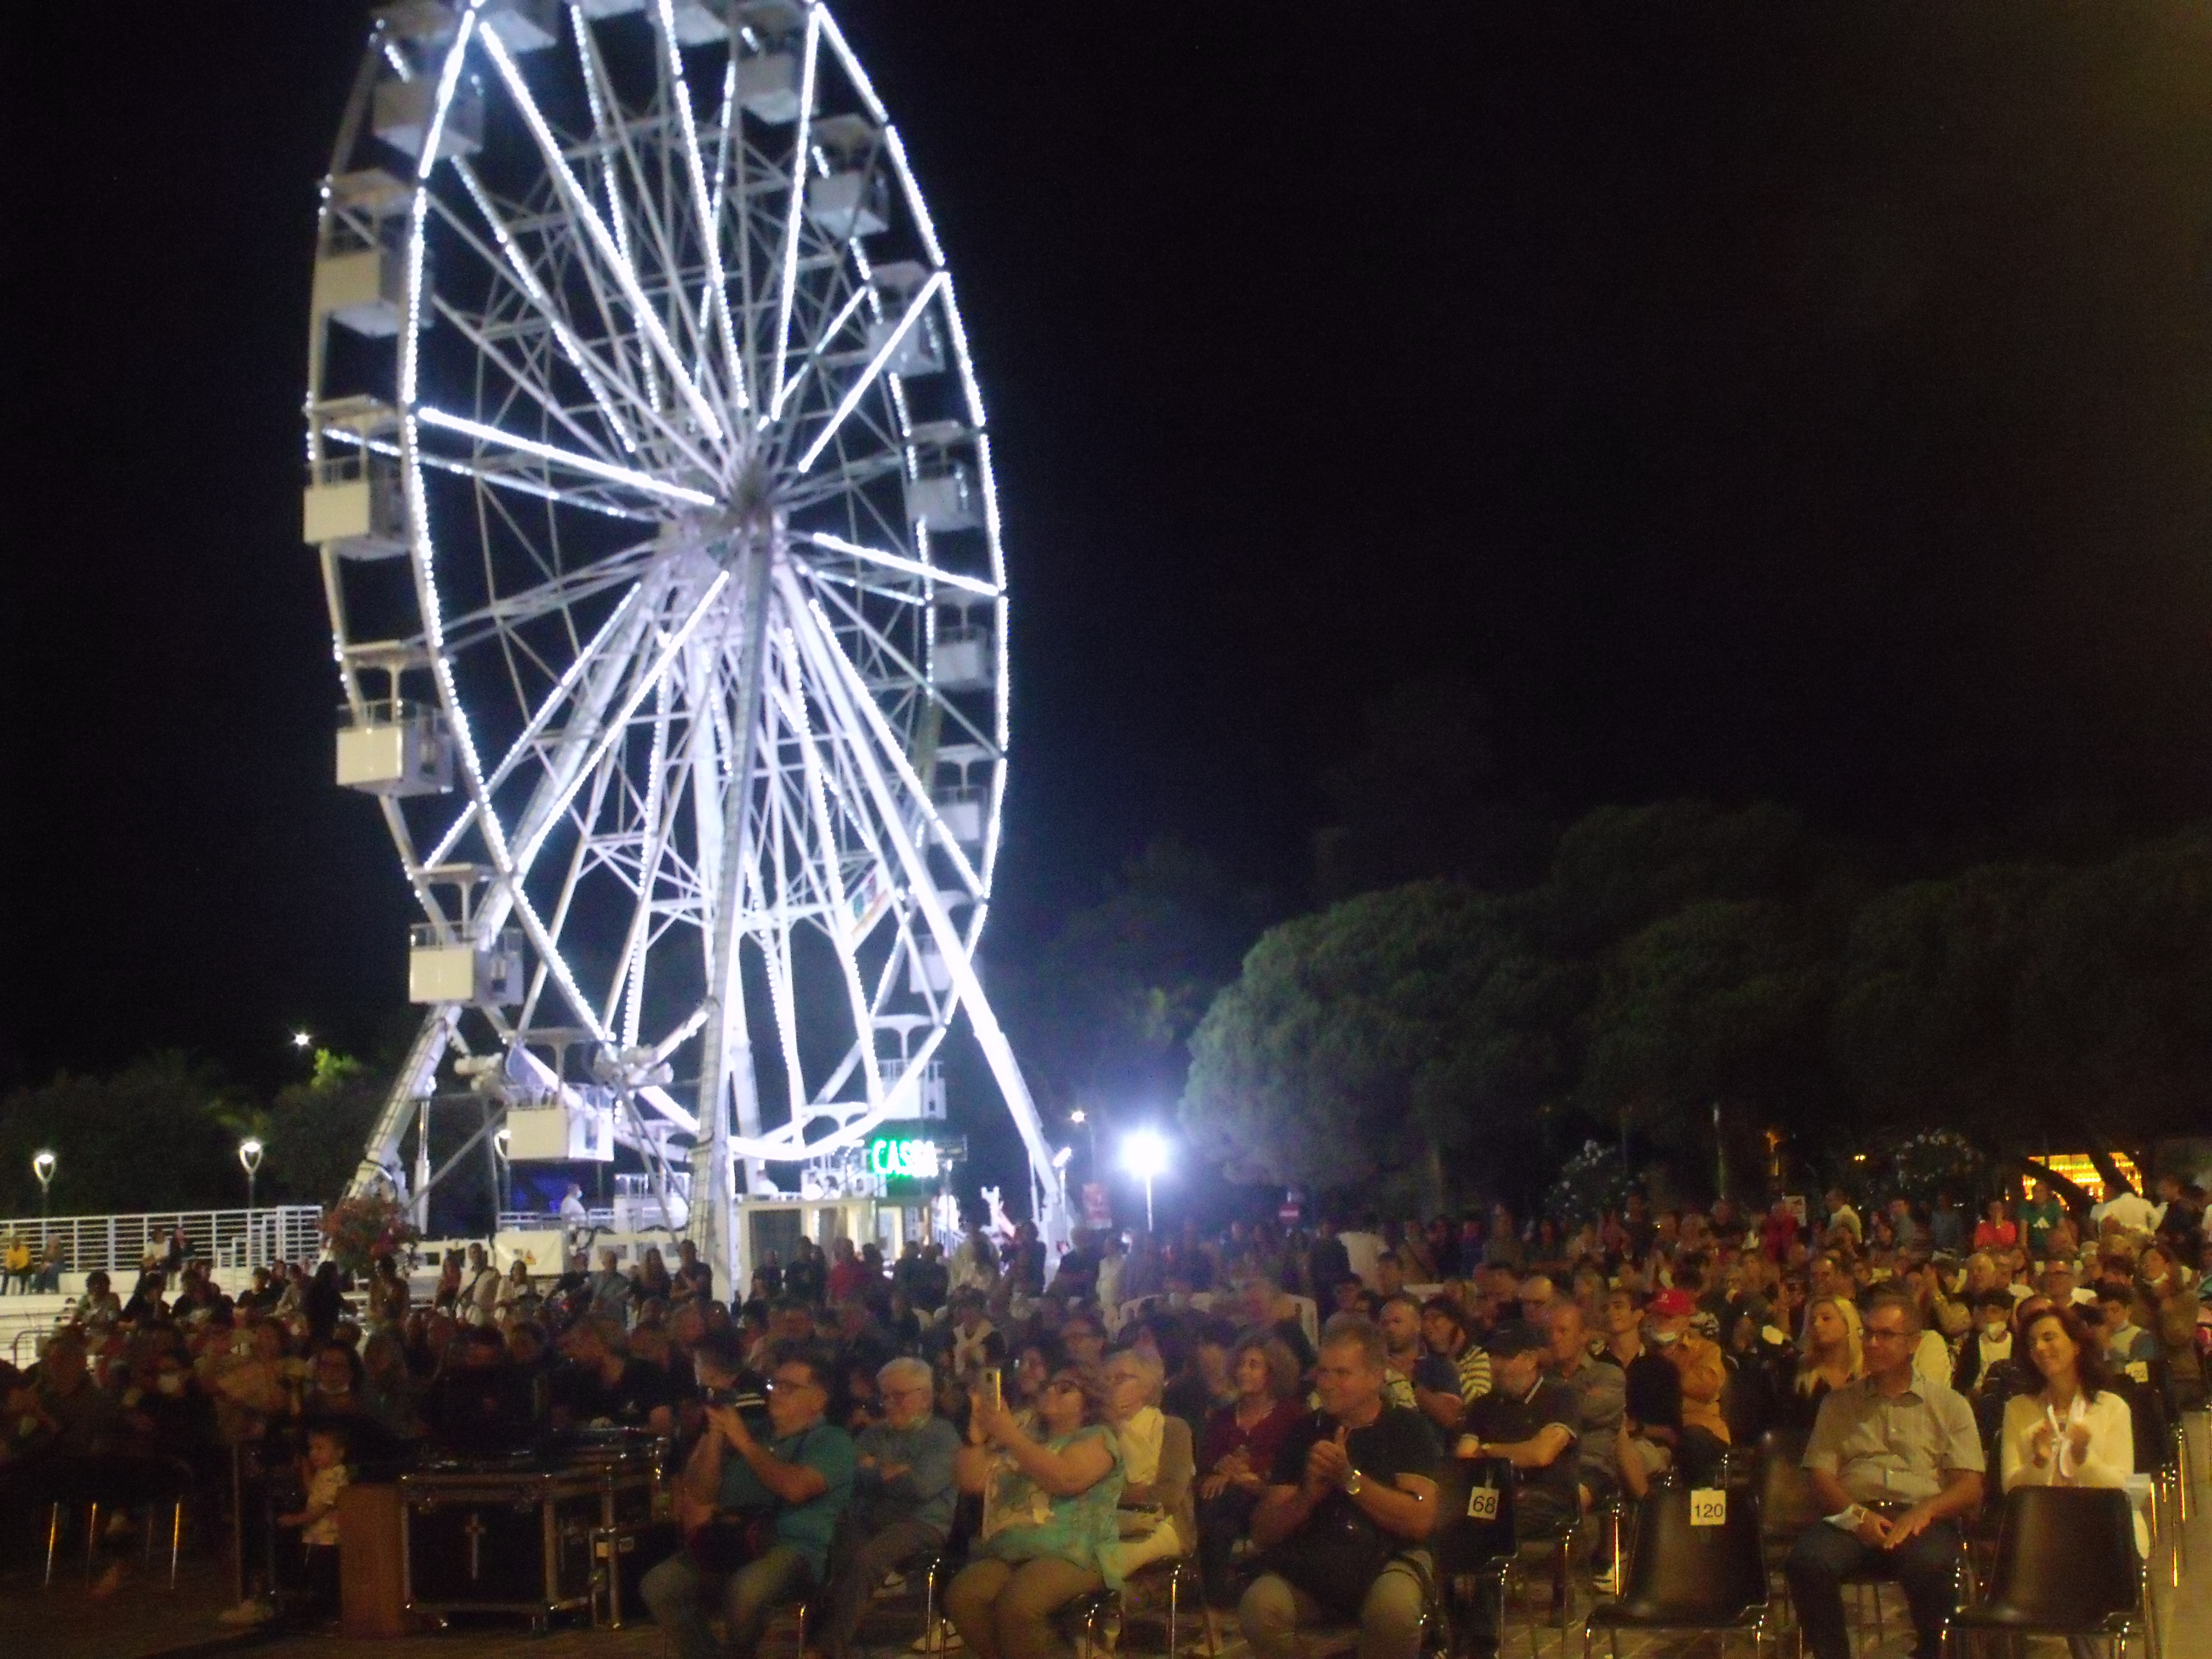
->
[0,1207,324,1275]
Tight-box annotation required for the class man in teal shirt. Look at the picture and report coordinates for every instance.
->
[2019,1182,2063,1259]
[645,1335,856,1659]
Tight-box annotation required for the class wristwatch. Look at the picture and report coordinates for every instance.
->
[1345,1469,1366,1497]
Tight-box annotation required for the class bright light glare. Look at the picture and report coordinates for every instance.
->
[1068,1108,1087,1125]
[32,1150,55,1176]
[1052,1146,1073,1170]
[1121,1130,1169,1182]
[292,1031,313,1049]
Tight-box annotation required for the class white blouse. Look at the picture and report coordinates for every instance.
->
[1999,1389,2134,1492]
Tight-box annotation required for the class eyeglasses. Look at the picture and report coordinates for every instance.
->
[767,1375,820,1393]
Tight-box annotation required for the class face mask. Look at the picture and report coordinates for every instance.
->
[1650,1327,1680,1347]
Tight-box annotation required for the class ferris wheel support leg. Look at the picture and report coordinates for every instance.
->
[349,1004,461,1216]
[688,543,779,1295]
[782,580,1071,1252]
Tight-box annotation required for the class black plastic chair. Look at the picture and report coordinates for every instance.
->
[1952,1486,2149,1659]
[36,1453,193,1590]
[1436,1456,1518,1658]
[1583,1483,1769,1659]
[2116,1376,2184,1585]
[1751,1430,1817,1632]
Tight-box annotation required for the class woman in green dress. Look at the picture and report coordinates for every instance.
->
[947,1362,1125,1659]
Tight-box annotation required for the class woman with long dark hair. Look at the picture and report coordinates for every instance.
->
[2000,1305,2133,1493]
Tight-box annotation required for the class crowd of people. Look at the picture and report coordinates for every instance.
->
[0,1172,2204,1658]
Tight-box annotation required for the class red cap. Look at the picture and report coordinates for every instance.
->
[1649,1289,1697,1319]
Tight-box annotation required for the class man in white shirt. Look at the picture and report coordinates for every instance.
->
[1338,1223,1386,1292]
[560,1182,590,1228]
[947,1219,998,1298]
[1824,1188,1863,1246]
[2093,1185,2163,1237]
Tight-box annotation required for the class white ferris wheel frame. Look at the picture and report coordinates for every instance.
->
[303,0,1070,1278]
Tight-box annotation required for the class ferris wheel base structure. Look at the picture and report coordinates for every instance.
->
[305,0,1071,1282]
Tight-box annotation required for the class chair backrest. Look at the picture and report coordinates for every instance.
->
[1979,1486,2138,1628]
[1434,1454,1518,1575]
[2114,1379,2167,1478]
[1616,1483,1768,1620]
[1754,1427,1821,1538]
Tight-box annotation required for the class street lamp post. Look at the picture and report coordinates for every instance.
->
[1121,1130,1169,1234]
[32,1151,55,1248]
[493,1128,512,1218]
[238,1138,264,1267]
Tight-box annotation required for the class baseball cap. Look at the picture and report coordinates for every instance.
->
[1483,1319,1549,1358]
[1649,1289,1697,1319]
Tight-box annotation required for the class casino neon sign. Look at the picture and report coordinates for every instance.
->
[867,1135,941,1181]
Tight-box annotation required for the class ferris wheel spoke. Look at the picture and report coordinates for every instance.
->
[417,405,716,510]
[750,783,812,1125]
[798,529,998,598]
[769,7,822,412]
[791,272,945,474]
[571,18,667,418]
[765,276,876,428]
[481,23,729,452]
[776,632,887,1105]
[805,572,1002,761]
[435,548,657,664]
[782,577,985,900]
[653,2,748,412]
[428,293,632,465]
[572,15,718,420]
[466,571,670,879]
[440,165,712,468]
[699,52,743,394]
[606,672,678,1038]
[426,581,648,868]
[514,572,729,875]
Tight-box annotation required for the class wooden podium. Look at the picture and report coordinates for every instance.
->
[339,1483,412,1638]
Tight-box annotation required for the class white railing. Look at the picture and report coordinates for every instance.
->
[497,1208,614,1233]
[0,1207,324,1275]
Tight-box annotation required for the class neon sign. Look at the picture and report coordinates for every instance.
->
[868,1135,941,1182]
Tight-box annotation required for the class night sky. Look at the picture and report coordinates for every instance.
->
[5,3,2212,1095]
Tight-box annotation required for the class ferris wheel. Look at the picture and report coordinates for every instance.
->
[302,0,1068,1275]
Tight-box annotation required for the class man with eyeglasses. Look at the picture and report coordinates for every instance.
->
[643,1335,857,1659]
[1788,1290,1985,1659]
[817,1357,960,1659]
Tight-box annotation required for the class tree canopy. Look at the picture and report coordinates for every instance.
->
[0,1048,386,1218]
[1182,803,2212,1206]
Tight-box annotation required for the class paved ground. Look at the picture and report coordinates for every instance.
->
[8,1426,2207,1659]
